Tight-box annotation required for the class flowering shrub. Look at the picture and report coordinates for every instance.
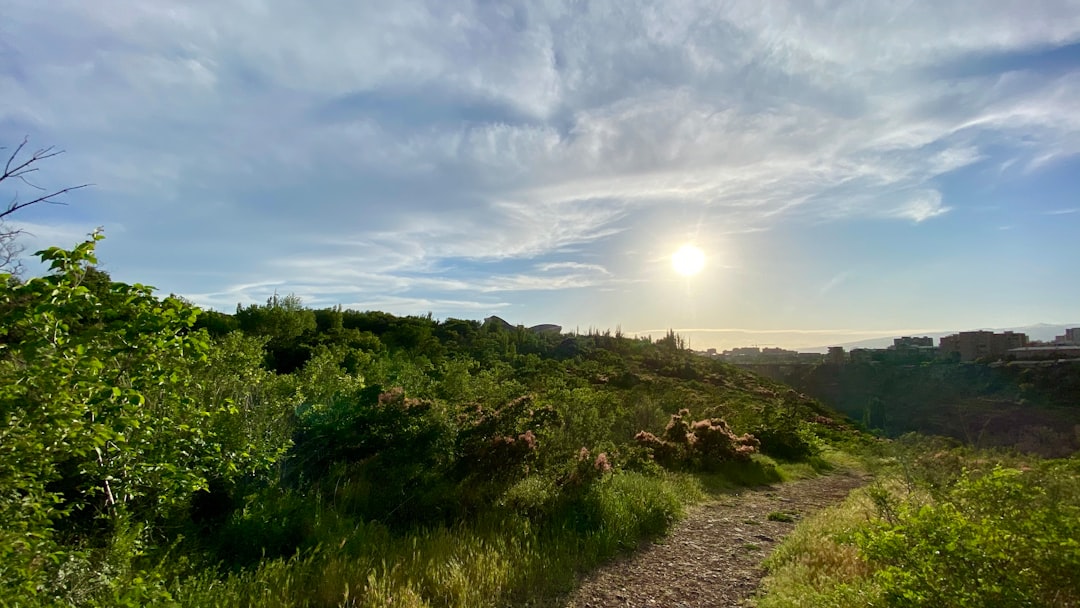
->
[636,409,759,470]
[563,447,614,487]
[456,396,555,479]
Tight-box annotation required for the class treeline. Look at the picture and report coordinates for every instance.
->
[768,362,1080,456]
[1,236,857,607]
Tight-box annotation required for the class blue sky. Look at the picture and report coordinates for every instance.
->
[2,1,1079,350]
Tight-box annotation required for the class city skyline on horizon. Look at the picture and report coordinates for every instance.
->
[631,323,1080,353]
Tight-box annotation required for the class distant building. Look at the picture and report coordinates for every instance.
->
[849,348,874,364]
[827,346,846,365]
[892,336,933,349]
[939,330,1029,362]
[1053,328,1080,345]
[483,317,562,335]
[720,346,802,363]
[482,316,515,331]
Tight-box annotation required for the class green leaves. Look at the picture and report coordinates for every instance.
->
[0,234,295,600]
[857,463,1080,607]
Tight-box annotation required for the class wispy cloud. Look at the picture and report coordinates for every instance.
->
[892,191,952,223]
[3,1,1079,338]
[818,271,851,296]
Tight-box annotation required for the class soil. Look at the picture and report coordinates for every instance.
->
[558,470,870,608]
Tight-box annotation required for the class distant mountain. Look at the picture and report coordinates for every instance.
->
[802,323,1080,353]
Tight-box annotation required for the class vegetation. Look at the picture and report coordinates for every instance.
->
[6,227,1076,607]
[0,138,89,272]
[1,235,856,607]
[757,436,1080,608]
[771,361,1080,456]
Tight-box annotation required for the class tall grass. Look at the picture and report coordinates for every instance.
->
[755,487,882,608]
[756,448,1080,608]
[172,471,704,608]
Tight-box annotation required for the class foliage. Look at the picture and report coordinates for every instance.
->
[858,463,1080,607]
[774,361,1080,455]
[235,293,317,373]
[758,449,1080,608]
[635,408,760,470]
[0,235,291,602]
[1,234,869,606]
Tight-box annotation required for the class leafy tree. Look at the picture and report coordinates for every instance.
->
[235,293,317,372]
[0,234,284,598]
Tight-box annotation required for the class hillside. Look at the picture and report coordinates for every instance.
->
[0,237,864,607]
[760,361,1080,456]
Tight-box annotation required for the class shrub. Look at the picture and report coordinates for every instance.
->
[0,235,286,599]
[858,464,1080,608]
[635,409,759,470]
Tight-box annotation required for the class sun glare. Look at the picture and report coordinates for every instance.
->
[671,244,705,276]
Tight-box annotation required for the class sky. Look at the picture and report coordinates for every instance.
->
[2,1,1079,351]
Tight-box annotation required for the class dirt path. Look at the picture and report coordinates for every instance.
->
[560,471,869,608]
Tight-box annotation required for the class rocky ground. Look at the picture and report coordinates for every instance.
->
[558,471,870,608]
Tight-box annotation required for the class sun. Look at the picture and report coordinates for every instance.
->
[671,244,706,276]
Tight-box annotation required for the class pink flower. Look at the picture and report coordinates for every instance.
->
[594,452,612,473]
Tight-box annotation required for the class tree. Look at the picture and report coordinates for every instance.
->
[0,234,288,598]
[0,138,89,272]
[235,293,318,372]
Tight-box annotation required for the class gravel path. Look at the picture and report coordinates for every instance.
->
[559,471,869,608]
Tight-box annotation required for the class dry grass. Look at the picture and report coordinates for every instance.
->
[754,487,882,608]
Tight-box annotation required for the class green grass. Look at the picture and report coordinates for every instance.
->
[756,451,1080,608]
[169,452,869,608]
[171,471,705,608]
[755,488,880,608]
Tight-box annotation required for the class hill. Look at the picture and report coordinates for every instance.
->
[764,360,1080,456]
[1,237,865,607]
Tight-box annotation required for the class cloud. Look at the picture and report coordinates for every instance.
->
[818,271,851,296]
[3,0,1079,324]
[892,191,952,223]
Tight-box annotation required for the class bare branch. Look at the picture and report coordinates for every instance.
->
[0,136,90,273]
[3,140,64,183]
[1,184,91,221]
[2,138,30,175]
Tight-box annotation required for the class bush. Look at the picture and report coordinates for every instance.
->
[0,235,288,599]
[635,409,759,470]
[859,464,1080,607]
[751,424,819,461]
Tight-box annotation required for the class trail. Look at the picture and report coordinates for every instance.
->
[560,471,869,608]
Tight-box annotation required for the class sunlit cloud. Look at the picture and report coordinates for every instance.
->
[892,191,952,223]
[3,1,1079,343]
